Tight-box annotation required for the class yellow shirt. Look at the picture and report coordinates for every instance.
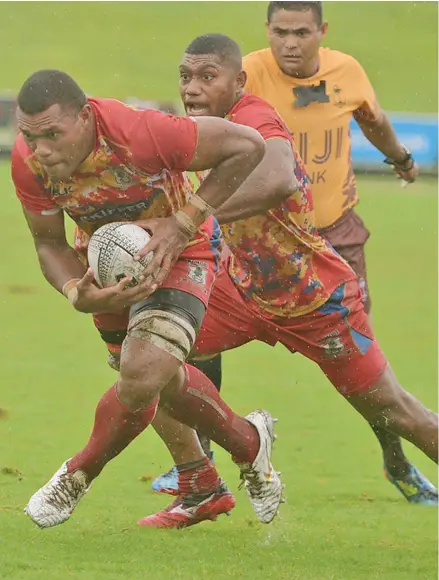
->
[243,47,381,229]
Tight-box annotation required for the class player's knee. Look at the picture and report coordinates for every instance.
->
[118,371,155,408]
[118,307,197,404]
[118,343,177,407]
[118,291,204,407]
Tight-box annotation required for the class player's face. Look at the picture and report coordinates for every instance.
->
[17,103,93,181]
[267,9,328,77]
[179,54,245,118]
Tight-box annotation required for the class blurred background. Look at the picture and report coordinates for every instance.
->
[0,3,437,580]
[0,1,438,170]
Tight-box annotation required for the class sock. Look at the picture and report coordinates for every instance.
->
[67,384,158,481]
[190,355,223,459]
[165,364,259,464]
[177,457,220,495]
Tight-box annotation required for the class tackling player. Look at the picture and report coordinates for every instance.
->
[12,69,285,529]
[153,2,429,505]
[144,34,437,526]
[244,0,424,503]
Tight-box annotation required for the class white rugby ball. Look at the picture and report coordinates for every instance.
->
[87,222,153,288]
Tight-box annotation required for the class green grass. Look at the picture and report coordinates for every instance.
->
[0,2,437,577]
[0,2,437,111]
[0,162,437,579]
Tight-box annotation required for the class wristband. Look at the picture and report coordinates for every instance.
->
[384,145,414,169]
[174,210,198,238]
[188,193,215,219]
[175,194,215,238]
[66,287,79,305]
[62,278,81,306]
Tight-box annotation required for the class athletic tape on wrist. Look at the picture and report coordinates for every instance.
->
[62,278,80,296]
[188,193,215,218]
[66,287,79,305]
[174,210,198,238]
[62,278,81,305]
[174,194,215,238]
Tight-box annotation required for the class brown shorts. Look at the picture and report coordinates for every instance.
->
[319,209,371,314]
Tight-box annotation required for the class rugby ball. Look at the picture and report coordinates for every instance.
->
[87,222,153,288]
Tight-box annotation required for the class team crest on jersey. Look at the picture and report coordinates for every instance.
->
[187,260,208,286]
[109,166,134,186]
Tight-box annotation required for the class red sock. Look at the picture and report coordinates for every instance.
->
[67,384,158,481]
[166,364,259,464]
[177,457,220,495]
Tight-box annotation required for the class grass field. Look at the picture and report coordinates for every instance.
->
[0,167,437,580]
[0,2,437,111]
[0,2,437,579]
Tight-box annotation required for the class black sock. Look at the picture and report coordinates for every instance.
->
[190,355,222,392]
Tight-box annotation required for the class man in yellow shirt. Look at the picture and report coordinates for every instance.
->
[243,1,418,315]
[242,1,425,503]
[242,1,429,504]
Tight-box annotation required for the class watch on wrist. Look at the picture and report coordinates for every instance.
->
[384,145,414,169]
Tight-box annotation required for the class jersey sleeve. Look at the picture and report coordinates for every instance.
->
[11,139,59,214]
[128,108,198,174]
[351,61,382,123]
[233,101,291,142]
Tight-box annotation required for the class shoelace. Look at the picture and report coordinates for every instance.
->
[161,468,177,480]
[239,465,266,498]
[46,474,85,510]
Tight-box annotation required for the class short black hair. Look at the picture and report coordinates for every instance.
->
[267,2,323,26]
[17,69,87,115]
[185,33,242,70]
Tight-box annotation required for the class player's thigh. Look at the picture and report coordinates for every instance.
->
[126,246,218,358]
[128,286,207,366]
[119,284,208,396]
[93,247,217,372]
[273,280,387,396]
[161,248,218,310]
[192,262,261,357]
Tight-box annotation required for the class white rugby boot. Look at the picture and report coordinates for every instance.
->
[25,460,90,528]
[235,410,284,524]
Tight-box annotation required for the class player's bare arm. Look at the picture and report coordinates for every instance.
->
[23,207,86,294]
[355,109,419,183]
[214,137,298,224]
[135,117,265,288]
[187,116,266,207]
[23,208,166,313]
